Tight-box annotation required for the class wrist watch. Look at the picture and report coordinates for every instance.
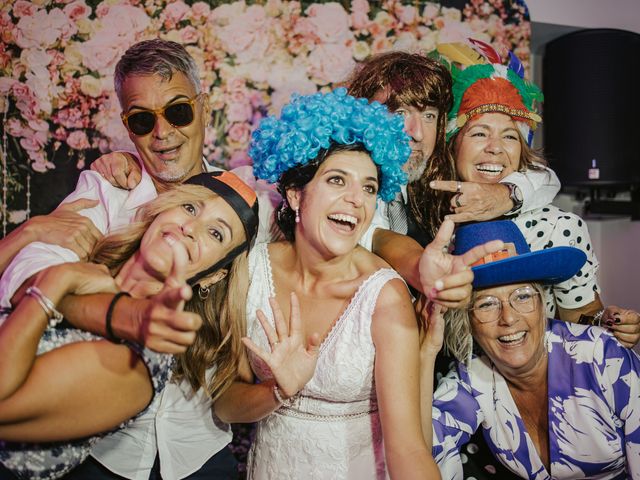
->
[504,182,523,215]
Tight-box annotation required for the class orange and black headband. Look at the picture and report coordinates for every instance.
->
[185,171,259,286]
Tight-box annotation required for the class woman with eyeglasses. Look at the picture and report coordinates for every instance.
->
[0,171,259,480]
[420,220,640,479]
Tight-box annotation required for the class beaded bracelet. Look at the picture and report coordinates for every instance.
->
[273,385,297,407]
[105,292,131,344]
[25,286,64,327]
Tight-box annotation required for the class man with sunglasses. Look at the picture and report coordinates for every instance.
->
[0,39,241,480]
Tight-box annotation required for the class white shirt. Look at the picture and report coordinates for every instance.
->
[92,370,231,480]
[0,157,268,479]
[358,164,561,251]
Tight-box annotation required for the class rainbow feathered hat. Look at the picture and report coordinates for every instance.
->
[438,39,544,145]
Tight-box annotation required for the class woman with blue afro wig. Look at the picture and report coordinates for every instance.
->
[250,87,410,240]
[214,88,441,478]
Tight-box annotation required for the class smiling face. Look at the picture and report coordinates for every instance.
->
[119,72,209,185]
[454,112,522,184]
[138,193,246,282]
[470,283,546,376]
[287,150,379,258]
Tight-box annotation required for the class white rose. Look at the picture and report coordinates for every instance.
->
[353,41,370,61]
[80,75,103,97]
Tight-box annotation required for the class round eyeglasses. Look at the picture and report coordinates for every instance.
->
[121,95,200,136]
[469,286,540,323]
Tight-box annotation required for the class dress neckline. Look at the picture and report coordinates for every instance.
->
[261,243,394,353]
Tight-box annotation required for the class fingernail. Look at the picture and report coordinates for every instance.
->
[429,181,435,188]
[615,318,621,324]
[435,280,444,291]
[605,320,613,326]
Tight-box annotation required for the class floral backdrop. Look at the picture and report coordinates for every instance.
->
[0,0,531,233]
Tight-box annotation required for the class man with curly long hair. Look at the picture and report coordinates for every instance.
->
[347,51,561,298]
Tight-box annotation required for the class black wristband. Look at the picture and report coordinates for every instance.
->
[105,292,131,343]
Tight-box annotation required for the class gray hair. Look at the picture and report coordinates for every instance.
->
[114,39,201,104]
[444,282,546,364]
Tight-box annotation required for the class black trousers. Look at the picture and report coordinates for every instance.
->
[61,445,238,480]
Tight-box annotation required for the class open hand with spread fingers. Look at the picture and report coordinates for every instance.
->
[243,292,321,400]
[419,219,504,309]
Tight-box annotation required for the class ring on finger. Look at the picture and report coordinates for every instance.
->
[272,341,280,346]
[454,193,462,208]
[456,181,462,194]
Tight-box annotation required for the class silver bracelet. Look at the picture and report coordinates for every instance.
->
[593,309,605,327]
[25,286,64,327]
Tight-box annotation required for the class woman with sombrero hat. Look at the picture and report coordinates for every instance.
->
[420,220,640,479]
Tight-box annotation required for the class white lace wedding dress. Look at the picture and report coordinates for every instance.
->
[245,243,401,480]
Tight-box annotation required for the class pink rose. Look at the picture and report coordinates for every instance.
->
[191,1,210,19]
[163,1,190,28]
[28,118,50,132]
[422,3,440,22]
[217,5,268,60]
[20,136,42,152]
[307,43,355,85]
[227,122,251,144]
[226,101,253,123]
[395,4,418,25]
[227,77,247,93]
[350,0,370,30]
[179,26,199,44]
[0,77,17,94]
[15,8,77,49]
[370,36,392,55]
[95,3,109,17]
[306,3,352,44]
[63,0,90,21]
[13,0,39,18]
[66,130,90,150]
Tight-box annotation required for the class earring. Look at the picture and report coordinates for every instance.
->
[295,207,300,224]
[198,285,210,300]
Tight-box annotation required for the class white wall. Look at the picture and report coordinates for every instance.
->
[527,0,640,313]
[527,0,640,33]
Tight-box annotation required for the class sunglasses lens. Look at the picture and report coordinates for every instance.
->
[165,102,194,127]
[127,111,156,136]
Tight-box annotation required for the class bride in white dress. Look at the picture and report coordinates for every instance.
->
[214,89,486,479]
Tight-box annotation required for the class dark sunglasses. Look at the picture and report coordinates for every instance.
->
[121,95,200,136]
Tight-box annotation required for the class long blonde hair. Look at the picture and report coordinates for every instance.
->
[90,184,249,400]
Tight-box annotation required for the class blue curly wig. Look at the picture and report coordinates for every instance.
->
[249,88,410,202]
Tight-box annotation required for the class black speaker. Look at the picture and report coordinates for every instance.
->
[543,28,640,189]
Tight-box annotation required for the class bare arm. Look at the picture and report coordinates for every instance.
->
[372,228,423,291]
[372,278,440,479]
[213,354,282,423]
[59,292,201,354]
[0,198,101,274]
[418,302,445,450]
[557,294,603,324]
[0,263,156,443]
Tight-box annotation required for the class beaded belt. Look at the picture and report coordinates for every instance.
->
[276,394,378,422]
